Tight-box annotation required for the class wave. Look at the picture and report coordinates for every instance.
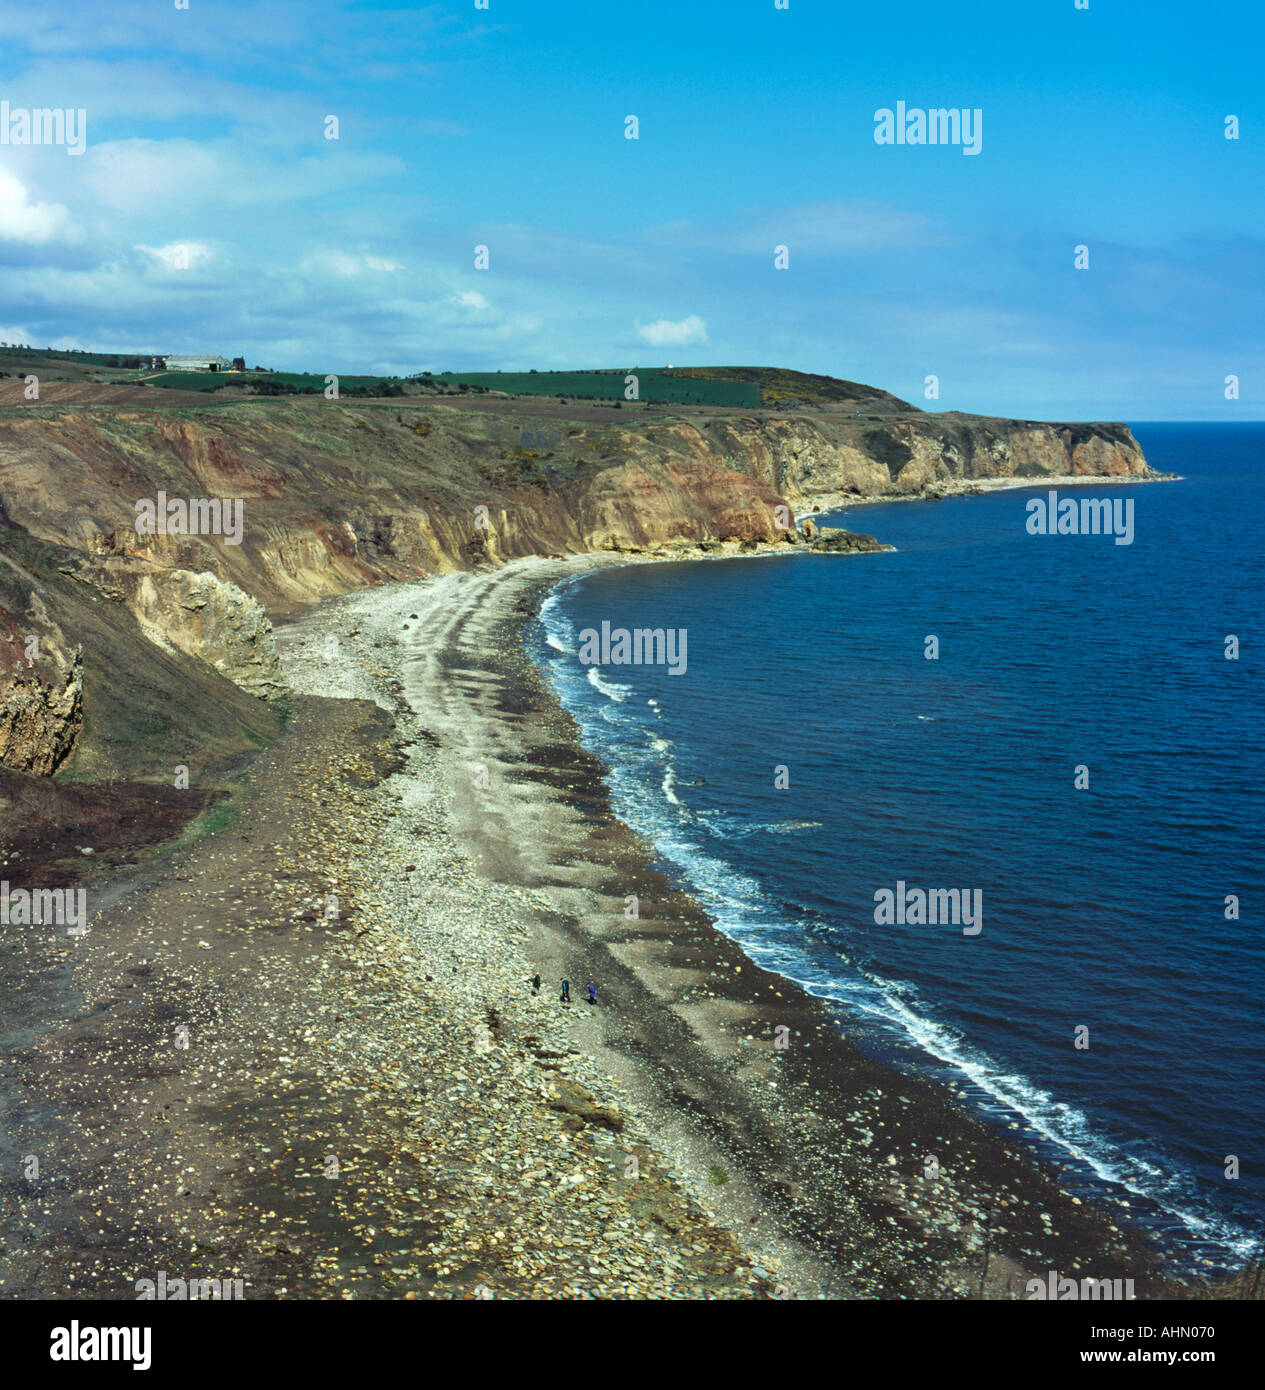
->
[586,666,631,702]
[696,811,824,838]
[530,575,1257,1271]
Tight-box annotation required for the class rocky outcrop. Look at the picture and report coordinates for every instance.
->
[809,527,891,554]
[114,566,286,701]
[546,1075,624,1133]
[0,509,281,783]
[0,645,82,775]
[0,565,84,775]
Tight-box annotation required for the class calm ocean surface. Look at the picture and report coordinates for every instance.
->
[529,423,1264,1270]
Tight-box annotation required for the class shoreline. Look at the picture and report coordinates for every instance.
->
[513,554,1245,1284]
[525,557,1252,1279]
[794,469,1180,521]
[0,476,1221,1300]
[276,554,1194,1297]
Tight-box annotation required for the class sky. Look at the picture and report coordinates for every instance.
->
[0,0,1261,420]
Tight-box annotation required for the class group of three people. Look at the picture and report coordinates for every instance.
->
[531,974,597,1006]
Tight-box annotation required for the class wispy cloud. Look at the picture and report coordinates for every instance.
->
[645,200,942,257]
[636,315,708,348]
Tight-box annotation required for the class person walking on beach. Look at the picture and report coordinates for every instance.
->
[587,983,598,1006]
[561,979,570,1004]
[531,973,541,995]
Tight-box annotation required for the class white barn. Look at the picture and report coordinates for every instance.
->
[165,354,232,372]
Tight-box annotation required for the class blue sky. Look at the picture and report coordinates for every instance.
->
[0,0,1260,419]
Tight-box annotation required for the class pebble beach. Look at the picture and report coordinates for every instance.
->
[0,548,1185,1300]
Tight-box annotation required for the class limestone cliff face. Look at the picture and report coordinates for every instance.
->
[111,565,286,701]
[686,414,1151,500]
[0,401,1150,614]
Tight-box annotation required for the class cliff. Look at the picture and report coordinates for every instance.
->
[0,509,280,785]
[0,380,1156,782]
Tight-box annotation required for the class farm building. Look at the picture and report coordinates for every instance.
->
[164,354,233,372]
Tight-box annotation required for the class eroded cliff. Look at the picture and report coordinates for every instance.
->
[0,385,1156,781]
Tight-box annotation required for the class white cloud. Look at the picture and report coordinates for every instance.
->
[136,240,214,272]
[0,169,73,244]
[303,250,405,277]
[637,315,708,348]
[455,290,488,309]
[327,251,363,277]
[86,140,226,213]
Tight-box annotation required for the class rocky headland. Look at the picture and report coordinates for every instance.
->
[0,378,1164,783]
[0,371,1198,1300]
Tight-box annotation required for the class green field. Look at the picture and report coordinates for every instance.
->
[148,371,402,392]
[431,369,761,407]
[0,346,129,367]
[2,349,914,413]
[147,366,763,405]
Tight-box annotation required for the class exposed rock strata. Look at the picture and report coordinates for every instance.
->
[0,402,1153,613]
[114,565,286,701]
[0,644,82,775]
[0,393,1155,779]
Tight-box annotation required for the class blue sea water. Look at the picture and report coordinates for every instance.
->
[529,423,1264,1270]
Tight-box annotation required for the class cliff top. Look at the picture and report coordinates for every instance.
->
[0,349,916,413]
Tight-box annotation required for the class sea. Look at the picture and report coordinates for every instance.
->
[528,423,1264,1274]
